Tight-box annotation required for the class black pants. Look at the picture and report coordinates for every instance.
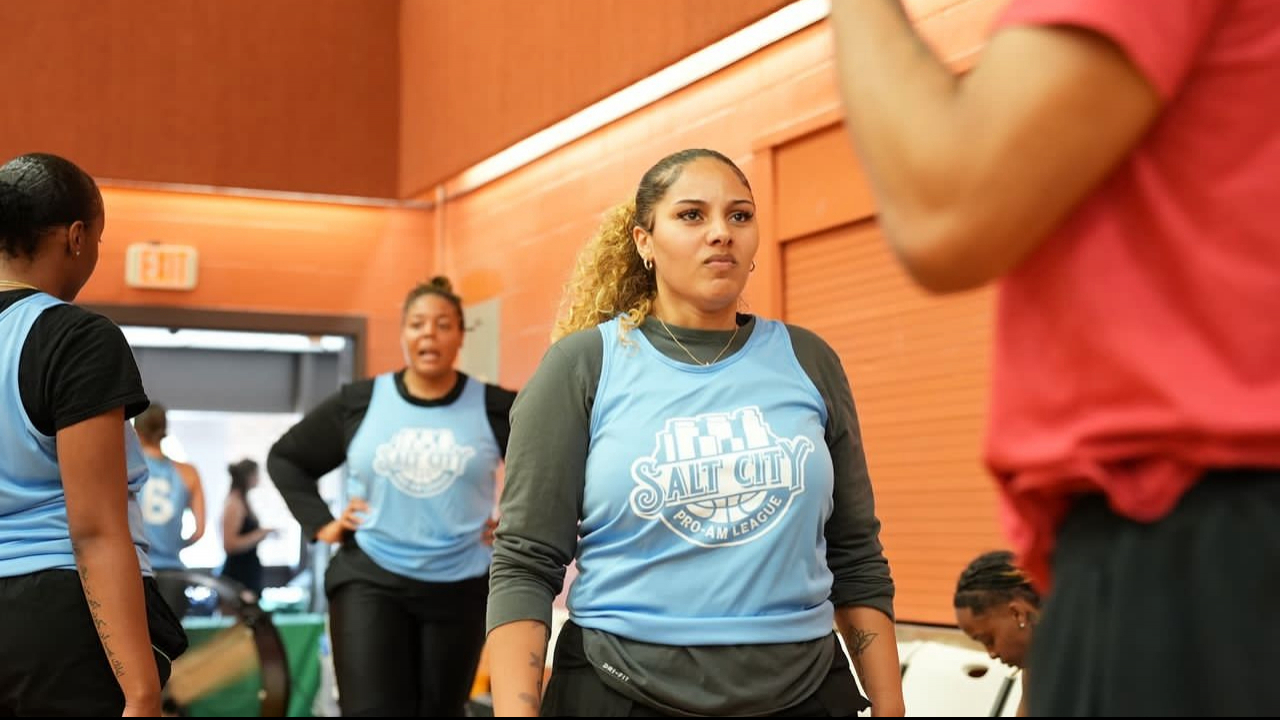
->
[328,574,488,716]
[0,570,187,716]
[1029,469,1280,717]
[541,621,870,717]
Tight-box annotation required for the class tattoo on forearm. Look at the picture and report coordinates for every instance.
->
[850,628,879,657]
[519,692,539,709]
[525,650,546,700]
[531,651,545,693]
[72,542,125,678]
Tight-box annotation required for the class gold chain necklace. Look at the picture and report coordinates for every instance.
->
[656,316,740,366]
[0,279,39,292]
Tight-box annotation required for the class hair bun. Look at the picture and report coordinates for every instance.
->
[427,275,453,293]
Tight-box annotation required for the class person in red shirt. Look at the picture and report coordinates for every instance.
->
[830,1,1280,715]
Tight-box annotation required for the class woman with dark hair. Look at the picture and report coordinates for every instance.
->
[220,458,272,595]
[0,152,186,715]
[269,276,517,716]
[487,149,903,717]
[954,550,1039,717]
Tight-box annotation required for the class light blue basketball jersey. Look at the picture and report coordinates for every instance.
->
[345,373,501,582]
[141,454,190,570]
[569,317,835,645]
[0,292,152,577]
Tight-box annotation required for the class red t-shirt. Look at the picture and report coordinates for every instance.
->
[987,0,1280,588]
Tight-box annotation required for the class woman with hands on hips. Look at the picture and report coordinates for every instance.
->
[269,276,516,717]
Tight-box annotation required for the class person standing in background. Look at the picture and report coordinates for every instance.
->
[135,402,206,616]
[830,1,1280,714]
[270,276,517,717]
[0,152,186,716]
[220,458,272,595]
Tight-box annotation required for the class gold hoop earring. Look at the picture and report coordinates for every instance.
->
[750,260,756,272]
[644,257,653,271]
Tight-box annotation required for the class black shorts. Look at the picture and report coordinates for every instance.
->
[1029,468,1280,716]
[0,569,188,716]
[541,621,870,717]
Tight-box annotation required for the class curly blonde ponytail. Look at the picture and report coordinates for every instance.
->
[552,200,654,341]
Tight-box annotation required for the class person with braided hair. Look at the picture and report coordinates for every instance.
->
[953,551,1039,717]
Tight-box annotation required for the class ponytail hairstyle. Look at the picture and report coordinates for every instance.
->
[552,148,750,341]
[0,152,101,260]
[228,459,259,495]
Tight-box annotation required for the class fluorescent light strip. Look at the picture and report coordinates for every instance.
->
[448,0,831,197]
[122,326,348,353]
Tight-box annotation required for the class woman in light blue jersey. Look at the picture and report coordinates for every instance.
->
[136,402,207,615]
[270,276,517,716]
[0,152,185,716]
[488,149,905,717]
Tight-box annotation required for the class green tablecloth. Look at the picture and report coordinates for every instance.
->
[180,613,325,717]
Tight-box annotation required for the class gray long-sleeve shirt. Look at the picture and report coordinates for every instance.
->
[488,315,894,715]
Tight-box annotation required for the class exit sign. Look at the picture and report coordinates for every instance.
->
[125,243,199,291]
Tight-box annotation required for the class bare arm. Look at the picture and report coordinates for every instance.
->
[488,620,550,717]
[835,605,904,717]
[60,409,162,716]
[177,463,205,547]
[828,1,1161,292]
[222,493,270,554]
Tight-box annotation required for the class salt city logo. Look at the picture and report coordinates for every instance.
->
[374,428,475,497]
[629,407,812,547]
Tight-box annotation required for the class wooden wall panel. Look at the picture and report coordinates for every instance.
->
[782,223,1003,624]
[398,0,794,196]
[0,0,399,197]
